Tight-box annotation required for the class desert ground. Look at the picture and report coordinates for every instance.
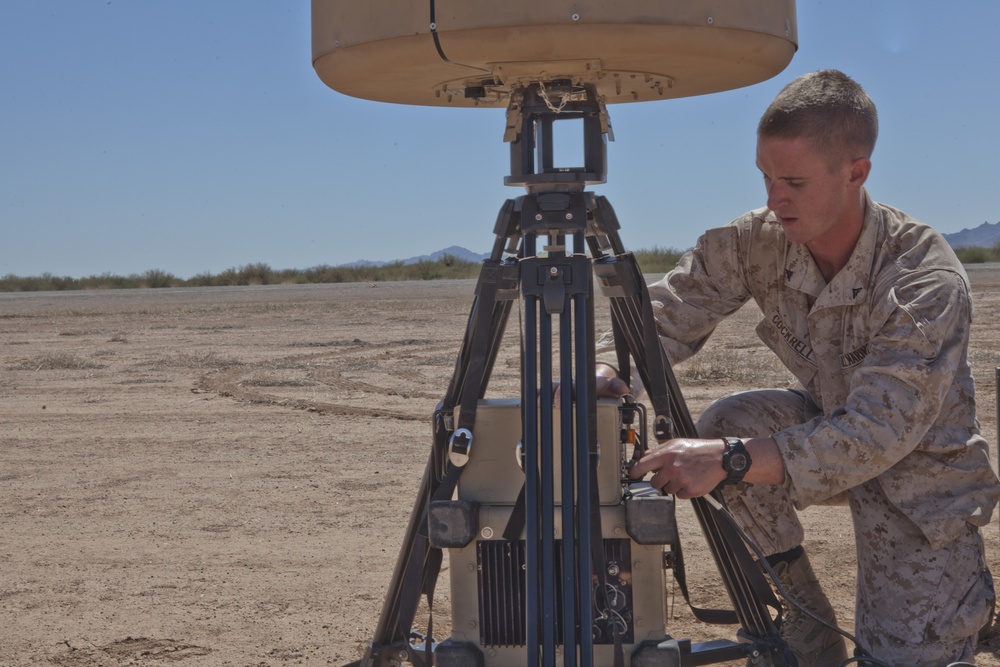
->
[2,265,1000,666]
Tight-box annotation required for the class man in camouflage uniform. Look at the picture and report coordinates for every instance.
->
[597,70,1000,665]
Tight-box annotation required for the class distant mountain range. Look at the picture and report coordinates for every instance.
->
[339,245,489,268]
[341,222,999,268]
[942,221,1000,249]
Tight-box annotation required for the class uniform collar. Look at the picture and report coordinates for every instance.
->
[779,190,881,308]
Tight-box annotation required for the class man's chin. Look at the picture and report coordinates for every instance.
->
[778,220,804,241]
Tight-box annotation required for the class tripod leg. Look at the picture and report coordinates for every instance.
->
[357,202,520,667]
[589,195,795,665]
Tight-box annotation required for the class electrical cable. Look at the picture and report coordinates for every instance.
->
[428,0,489,73]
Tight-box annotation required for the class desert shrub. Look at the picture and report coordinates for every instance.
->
[954,243,1000,264]
[414,260,446,280]
[633,246,685,274]
[7,242,993,292]
[0,274,39,291]
[78,273,140,289]
[153,351,244,369]
[956,246,990,264]
[187,272,217,287]
[234,262,273,285]
[301,265,348,283]
[0,273,80,291]
[10,353,105,370]
[142,269,178,288]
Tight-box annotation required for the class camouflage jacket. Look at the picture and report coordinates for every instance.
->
[604,190,1000,549]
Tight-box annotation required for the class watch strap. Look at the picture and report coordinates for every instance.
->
[721,437,752,485]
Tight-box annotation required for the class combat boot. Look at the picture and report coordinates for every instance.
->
[770,549,848,667]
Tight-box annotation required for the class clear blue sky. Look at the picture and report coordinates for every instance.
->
[2,1,998,279]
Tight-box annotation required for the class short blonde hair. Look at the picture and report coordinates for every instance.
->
[758,70,878,163]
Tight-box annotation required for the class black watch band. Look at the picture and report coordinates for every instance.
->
[721,437,752,485]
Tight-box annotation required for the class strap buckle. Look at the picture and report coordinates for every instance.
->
[449,428,473,467]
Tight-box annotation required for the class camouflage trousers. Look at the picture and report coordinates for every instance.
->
[697,388,995,666]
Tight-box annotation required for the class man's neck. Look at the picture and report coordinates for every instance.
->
[807,200,866,283]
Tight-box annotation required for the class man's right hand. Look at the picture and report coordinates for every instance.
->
[596,363,630,398]
[552,364,630,401]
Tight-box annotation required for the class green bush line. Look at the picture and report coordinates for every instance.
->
[1,244,996,293]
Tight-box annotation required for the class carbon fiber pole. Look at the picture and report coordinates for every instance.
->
[574,228,597,667]
[560,300,578,667]
[523,239,540,667]
[538,298,557,667]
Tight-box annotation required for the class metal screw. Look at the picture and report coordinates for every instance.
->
[707,16,714,25]
[535,213,543,221]
[549,267,559,275]
[481,526,494,539]
[565,213,573,220]
[571,13,580,21]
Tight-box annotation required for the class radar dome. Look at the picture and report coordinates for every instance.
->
[312,0,797,108]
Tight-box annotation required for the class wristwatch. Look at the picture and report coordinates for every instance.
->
[721,437,752,485]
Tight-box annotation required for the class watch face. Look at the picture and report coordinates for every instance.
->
[730,452,749,473]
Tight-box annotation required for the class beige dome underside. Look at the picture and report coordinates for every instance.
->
[312,1,798,107]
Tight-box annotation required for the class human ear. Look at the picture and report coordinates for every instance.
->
[848,156,872,188]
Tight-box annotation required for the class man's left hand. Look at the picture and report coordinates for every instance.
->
[628,438,728,499]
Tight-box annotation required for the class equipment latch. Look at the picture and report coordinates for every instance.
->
[653,414,672,442]
[542,266,567,314]
[449,428,473,466]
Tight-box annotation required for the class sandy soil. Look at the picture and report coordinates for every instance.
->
[2,267,1000,666]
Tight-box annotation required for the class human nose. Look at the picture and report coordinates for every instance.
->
[764,178,786,210]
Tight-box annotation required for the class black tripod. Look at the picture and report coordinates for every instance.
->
[353,83,795,667]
